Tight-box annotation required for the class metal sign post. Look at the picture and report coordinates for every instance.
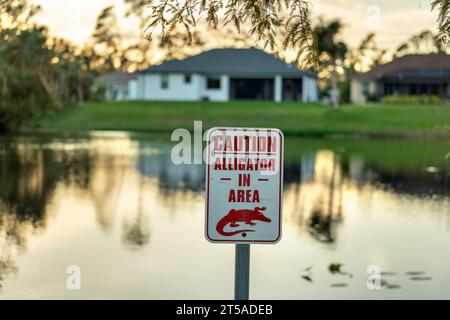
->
[234,244,250,300]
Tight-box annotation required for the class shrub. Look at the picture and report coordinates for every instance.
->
[383,95,445,105]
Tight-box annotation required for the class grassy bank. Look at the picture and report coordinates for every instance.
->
[24,101,450,138]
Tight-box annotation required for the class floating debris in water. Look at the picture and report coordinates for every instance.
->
[330,283,348,288]
[380,272,398,276]
[328,263,343,274]
[328,263,352,277]
[381,280,401,289]
[301,266,313,282]
[405,271,426,275]
[410,277,432,281]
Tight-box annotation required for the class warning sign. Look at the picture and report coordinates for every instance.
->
[205,128,283,244]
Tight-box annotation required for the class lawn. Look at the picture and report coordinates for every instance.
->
[24,101,450,138]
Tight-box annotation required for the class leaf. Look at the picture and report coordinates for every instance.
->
[328,263,342,274]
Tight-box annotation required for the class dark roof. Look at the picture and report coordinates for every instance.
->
[141,48,315,77]
[353,53,450,82]
[381,68,450,82]
[97,72,137,86]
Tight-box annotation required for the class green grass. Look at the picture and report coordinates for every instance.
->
[23,101,450,138]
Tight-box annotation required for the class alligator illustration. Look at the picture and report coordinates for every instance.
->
[216,207,271,236]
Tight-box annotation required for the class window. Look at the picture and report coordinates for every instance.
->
[362,82,370,95]
[430,84,439,95]
[160,74,169,89]
[206,77,221,90]
[419,84,428,95]
[184,74,192,84]
[384,83,394,95]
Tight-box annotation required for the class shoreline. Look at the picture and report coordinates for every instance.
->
[13,127,449,141]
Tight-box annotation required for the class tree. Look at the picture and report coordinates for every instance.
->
[92,6,124,71]
[395,30,447,57]
[123,0,154,70]
[313,19,348,108]
[348,33,388,73]
[122,0,258,71]
[146,0,315,64]
[0,0,103,131]
[431,0,449,45]
[144,0,449,66]
[124,0,153,39]
[0,1,57,130]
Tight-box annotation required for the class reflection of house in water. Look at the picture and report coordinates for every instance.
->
[348,155,379,183]
[300,153,315,182]
[347,155,449,197]
[377,169,449,197]
[136,149,205,193]
[285,149,449,245]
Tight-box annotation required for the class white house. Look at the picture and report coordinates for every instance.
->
[132,48,318,103]
[96,72,137,101]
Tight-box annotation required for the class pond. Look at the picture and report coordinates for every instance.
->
[0,132,449,299]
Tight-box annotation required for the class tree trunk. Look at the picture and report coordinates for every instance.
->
[38,71,63,111]
[330,70,340,109]
[77,76,84,103]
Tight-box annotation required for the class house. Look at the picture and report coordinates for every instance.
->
[96,72,138,101]
[351,53,450,104]
[133,48,318,103]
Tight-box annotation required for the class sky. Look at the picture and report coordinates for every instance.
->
[30,0,439,51]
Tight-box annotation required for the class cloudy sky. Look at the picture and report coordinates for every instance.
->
[31,0,438,50]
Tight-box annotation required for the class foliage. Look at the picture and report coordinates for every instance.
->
[431,0,450,45]
[146,0,316,65]
[92,6,124,71]
[395,30,447,57]
[328,263,342,274]
[0,0,102,132]
[348,33,388,72]
[383,95,445,105]
[312,19,348,108]
[109,1,252,72]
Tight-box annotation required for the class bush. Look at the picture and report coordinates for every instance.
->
[383,95,445,105]
[90,83,107,102]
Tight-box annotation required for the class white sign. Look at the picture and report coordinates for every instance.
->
[205,127,283,244]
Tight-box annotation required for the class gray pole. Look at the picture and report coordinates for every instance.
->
[234,244,250,300]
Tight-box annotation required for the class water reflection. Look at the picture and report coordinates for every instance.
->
[122,176,150,250]
[0,133,448,297]
[285,151,344,244]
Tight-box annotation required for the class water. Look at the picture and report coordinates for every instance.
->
[0,132,448,299]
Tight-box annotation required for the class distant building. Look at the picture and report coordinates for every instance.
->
[96,72,138,101]
[351,53,450,104]
[133,48,318,103]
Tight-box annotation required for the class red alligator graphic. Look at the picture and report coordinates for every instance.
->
[216,207,271,236]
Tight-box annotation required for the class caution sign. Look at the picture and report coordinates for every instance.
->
[205,128,283,244]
